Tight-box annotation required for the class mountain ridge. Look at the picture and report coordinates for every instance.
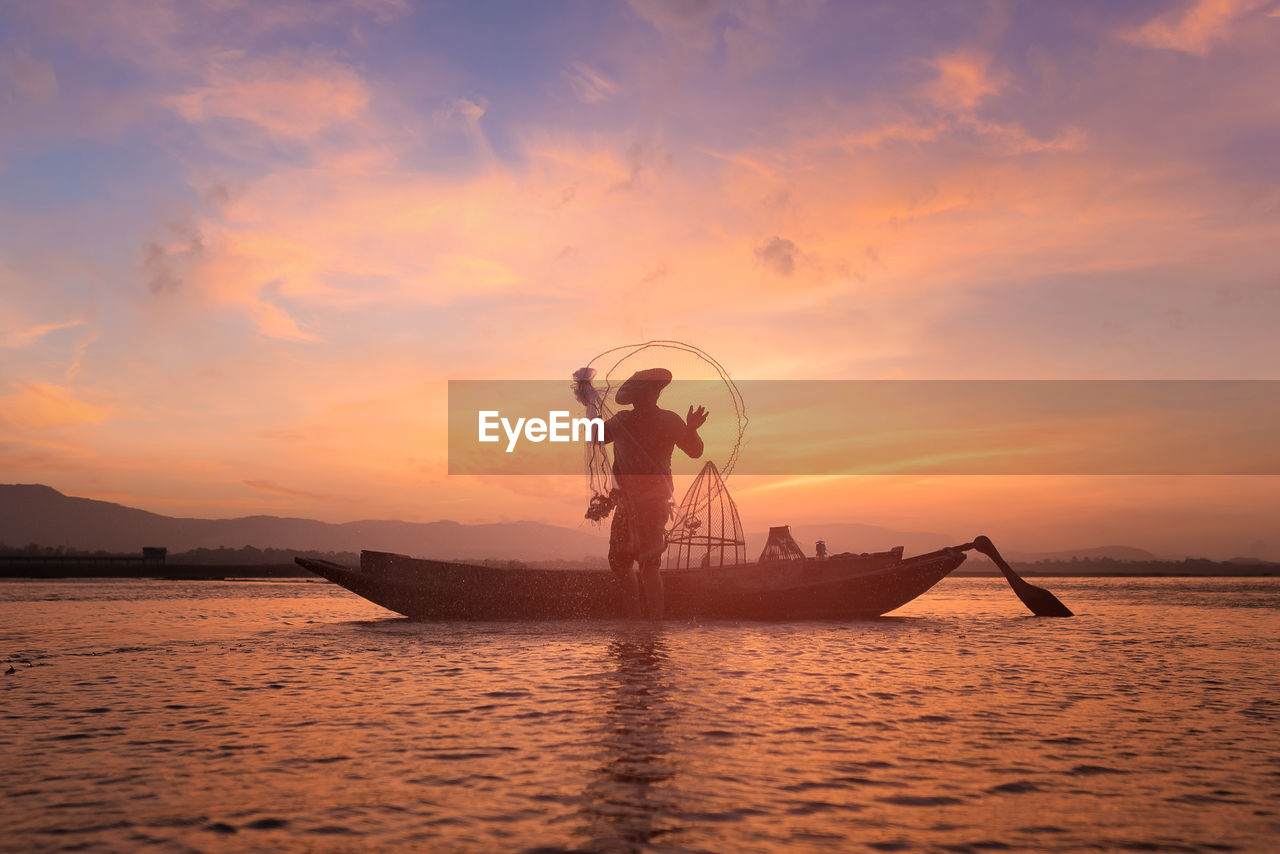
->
[0,483,1229,563]
[0,484,608,561]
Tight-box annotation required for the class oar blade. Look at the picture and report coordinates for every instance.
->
[972,535,1074,618]
[1012,580,1074,618]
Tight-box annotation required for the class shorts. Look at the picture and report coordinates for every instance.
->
[609,492,672,567]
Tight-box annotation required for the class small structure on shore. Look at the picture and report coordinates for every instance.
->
[0,546,167,578]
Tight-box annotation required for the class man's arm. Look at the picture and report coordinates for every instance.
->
[675,406,707,458]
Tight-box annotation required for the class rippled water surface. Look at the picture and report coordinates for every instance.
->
[2,576,1278,852]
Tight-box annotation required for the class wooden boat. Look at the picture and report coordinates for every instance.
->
[294,544,969,621]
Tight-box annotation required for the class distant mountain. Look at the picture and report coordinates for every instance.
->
[0,484,1220,566]
[1224,556,1278,566]
[0,484,607,561]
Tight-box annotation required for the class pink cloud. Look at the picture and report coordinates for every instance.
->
[564,62,618,104]
[0,47,58,102]
[1123,0,1270,55]
[168,55,371,141]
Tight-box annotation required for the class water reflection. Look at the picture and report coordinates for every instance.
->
[5,581,1278,852]
[577,628,681,851]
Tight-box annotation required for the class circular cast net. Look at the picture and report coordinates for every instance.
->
[571,341,749,554]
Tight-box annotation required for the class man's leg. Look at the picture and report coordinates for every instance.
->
[639,558,663,621]
[632,495,669,621]
[611,558,642,618]
[609,504,643,619]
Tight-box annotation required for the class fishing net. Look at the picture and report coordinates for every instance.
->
[665,460,747,570]
[571,340,748,530]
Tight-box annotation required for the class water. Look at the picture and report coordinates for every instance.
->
[2,577,1278,853]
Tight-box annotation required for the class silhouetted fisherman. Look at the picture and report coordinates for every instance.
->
[605,368,707,620]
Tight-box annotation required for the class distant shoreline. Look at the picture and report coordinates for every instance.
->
[0,564,312,580]
[0,564,1274,580]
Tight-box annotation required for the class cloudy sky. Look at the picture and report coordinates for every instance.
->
[1,0,1278,557]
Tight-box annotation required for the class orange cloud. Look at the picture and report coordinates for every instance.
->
[242,479,331,500]
[1,319,82,348]
[922,50,1004,111]
[0,382,110,430]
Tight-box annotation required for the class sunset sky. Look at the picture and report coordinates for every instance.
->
[2,0,1278,558]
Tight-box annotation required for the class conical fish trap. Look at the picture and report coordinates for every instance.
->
[758,525,806,562]
[665,460,747,570]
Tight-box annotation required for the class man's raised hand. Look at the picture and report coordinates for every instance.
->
[687,405,709,430]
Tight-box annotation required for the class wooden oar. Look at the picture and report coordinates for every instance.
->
[966,535,1073,617]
